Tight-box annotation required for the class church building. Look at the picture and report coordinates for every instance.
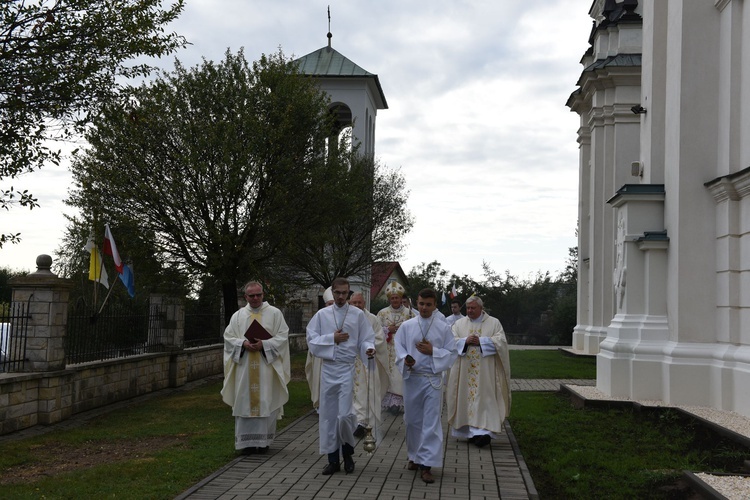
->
[568,0,750,417]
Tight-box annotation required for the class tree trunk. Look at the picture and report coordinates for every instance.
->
[222,281,240,326]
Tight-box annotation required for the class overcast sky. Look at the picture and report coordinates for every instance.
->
[1,0,593,282]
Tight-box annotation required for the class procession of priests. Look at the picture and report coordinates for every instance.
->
[222,277,511,483]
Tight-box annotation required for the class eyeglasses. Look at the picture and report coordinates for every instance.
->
[245,293,263,298]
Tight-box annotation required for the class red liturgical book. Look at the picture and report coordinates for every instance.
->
[245,320,272,342]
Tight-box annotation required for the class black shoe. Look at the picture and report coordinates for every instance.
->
[475,434,491,448]
[353,425,366,438]
[322,462,340,475]
[257,446,269,454]
[344,455,355,474]
[468,436,478,444]
[240,447,255,455]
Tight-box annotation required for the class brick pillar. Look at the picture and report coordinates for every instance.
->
[10,255,73,372]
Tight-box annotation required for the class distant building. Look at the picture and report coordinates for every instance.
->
[370,262,409,303]
[569,1,750,417]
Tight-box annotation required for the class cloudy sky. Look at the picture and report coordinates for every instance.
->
[1,0,593,281]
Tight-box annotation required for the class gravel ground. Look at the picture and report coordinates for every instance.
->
[568,385,750,499]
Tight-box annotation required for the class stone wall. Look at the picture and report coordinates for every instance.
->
[0,345,222,435]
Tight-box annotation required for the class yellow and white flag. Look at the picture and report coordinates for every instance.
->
[84,235,109,289]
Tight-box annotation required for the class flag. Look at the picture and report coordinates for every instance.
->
[450,283,457,299]
[103,223,124,274]
[84,236,109,289]
[103,223,135,297]
[441,291,446,305]
[119,264,136,298]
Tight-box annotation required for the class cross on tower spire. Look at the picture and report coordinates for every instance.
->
[327,6,332,48]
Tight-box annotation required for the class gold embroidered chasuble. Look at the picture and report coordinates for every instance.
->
[221,302,290,418]
[446,312,511,435]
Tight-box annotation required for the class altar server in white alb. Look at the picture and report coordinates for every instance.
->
[396,288,457,484]
[446,295,511,448]
[307,277,375,475]
[221,281,291,454]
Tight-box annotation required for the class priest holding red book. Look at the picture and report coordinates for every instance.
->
[221,280,291,455]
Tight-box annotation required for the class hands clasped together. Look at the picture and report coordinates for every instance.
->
[466,334,481,346]
[243,339,264,352]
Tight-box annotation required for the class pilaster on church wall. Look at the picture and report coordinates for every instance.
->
[662,0,720,343]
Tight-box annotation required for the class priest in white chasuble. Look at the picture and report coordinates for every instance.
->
[446,295,511,448]
[221,281,291,454]
[348,292,389,439]
[376,281,414,414]
[307,277,375,476]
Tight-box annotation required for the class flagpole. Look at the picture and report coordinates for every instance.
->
[97,274,119,315]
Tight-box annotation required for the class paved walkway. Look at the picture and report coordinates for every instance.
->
[176,378,595,500]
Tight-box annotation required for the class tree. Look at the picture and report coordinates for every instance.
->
[406,261,450,298]
[0,0,186,247]
[65,49,344,323]
[282,152,413,288]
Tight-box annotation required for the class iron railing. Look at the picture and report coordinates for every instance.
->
[0,298,31,372]
[184,312,224,347]
[66,299,166,364]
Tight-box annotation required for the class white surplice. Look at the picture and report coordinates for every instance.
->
[307,303,375,454]
[353,309,389,434]
[395,314,457,468]
[221,302,290,449]
[446,312,511,439]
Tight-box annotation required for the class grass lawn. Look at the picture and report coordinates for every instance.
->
[508,392,749,498]
[509,349,596,379]
[0,351,313,498]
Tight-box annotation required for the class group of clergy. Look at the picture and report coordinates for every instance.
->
[220,277,511,486]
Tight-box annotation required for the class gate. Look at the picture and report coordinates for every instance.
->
[0,298,31,372]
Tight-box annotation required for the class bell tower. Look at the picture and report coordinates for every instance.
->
[295,23,388,157]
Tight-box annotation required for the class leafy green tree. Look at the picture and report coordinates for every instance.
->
[0,0,186,247]
[406,261,450,298]
[284,153,412,288]
[65,49,345,323]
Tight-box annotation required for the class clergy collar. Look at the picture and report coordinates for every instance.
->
[469,312,486,323]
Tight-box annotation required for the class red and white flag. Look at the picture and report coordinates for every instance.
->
[103,223,124,274]
[449,283,457,299]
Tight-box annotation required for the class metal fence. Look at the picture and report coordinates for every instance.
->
[0,299,31,372]
[66,299,166,364]
[184,311,224,347]
[282,307,304,333]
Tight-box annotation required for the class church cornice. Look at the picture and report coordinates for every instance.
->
[705,165,750,202]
